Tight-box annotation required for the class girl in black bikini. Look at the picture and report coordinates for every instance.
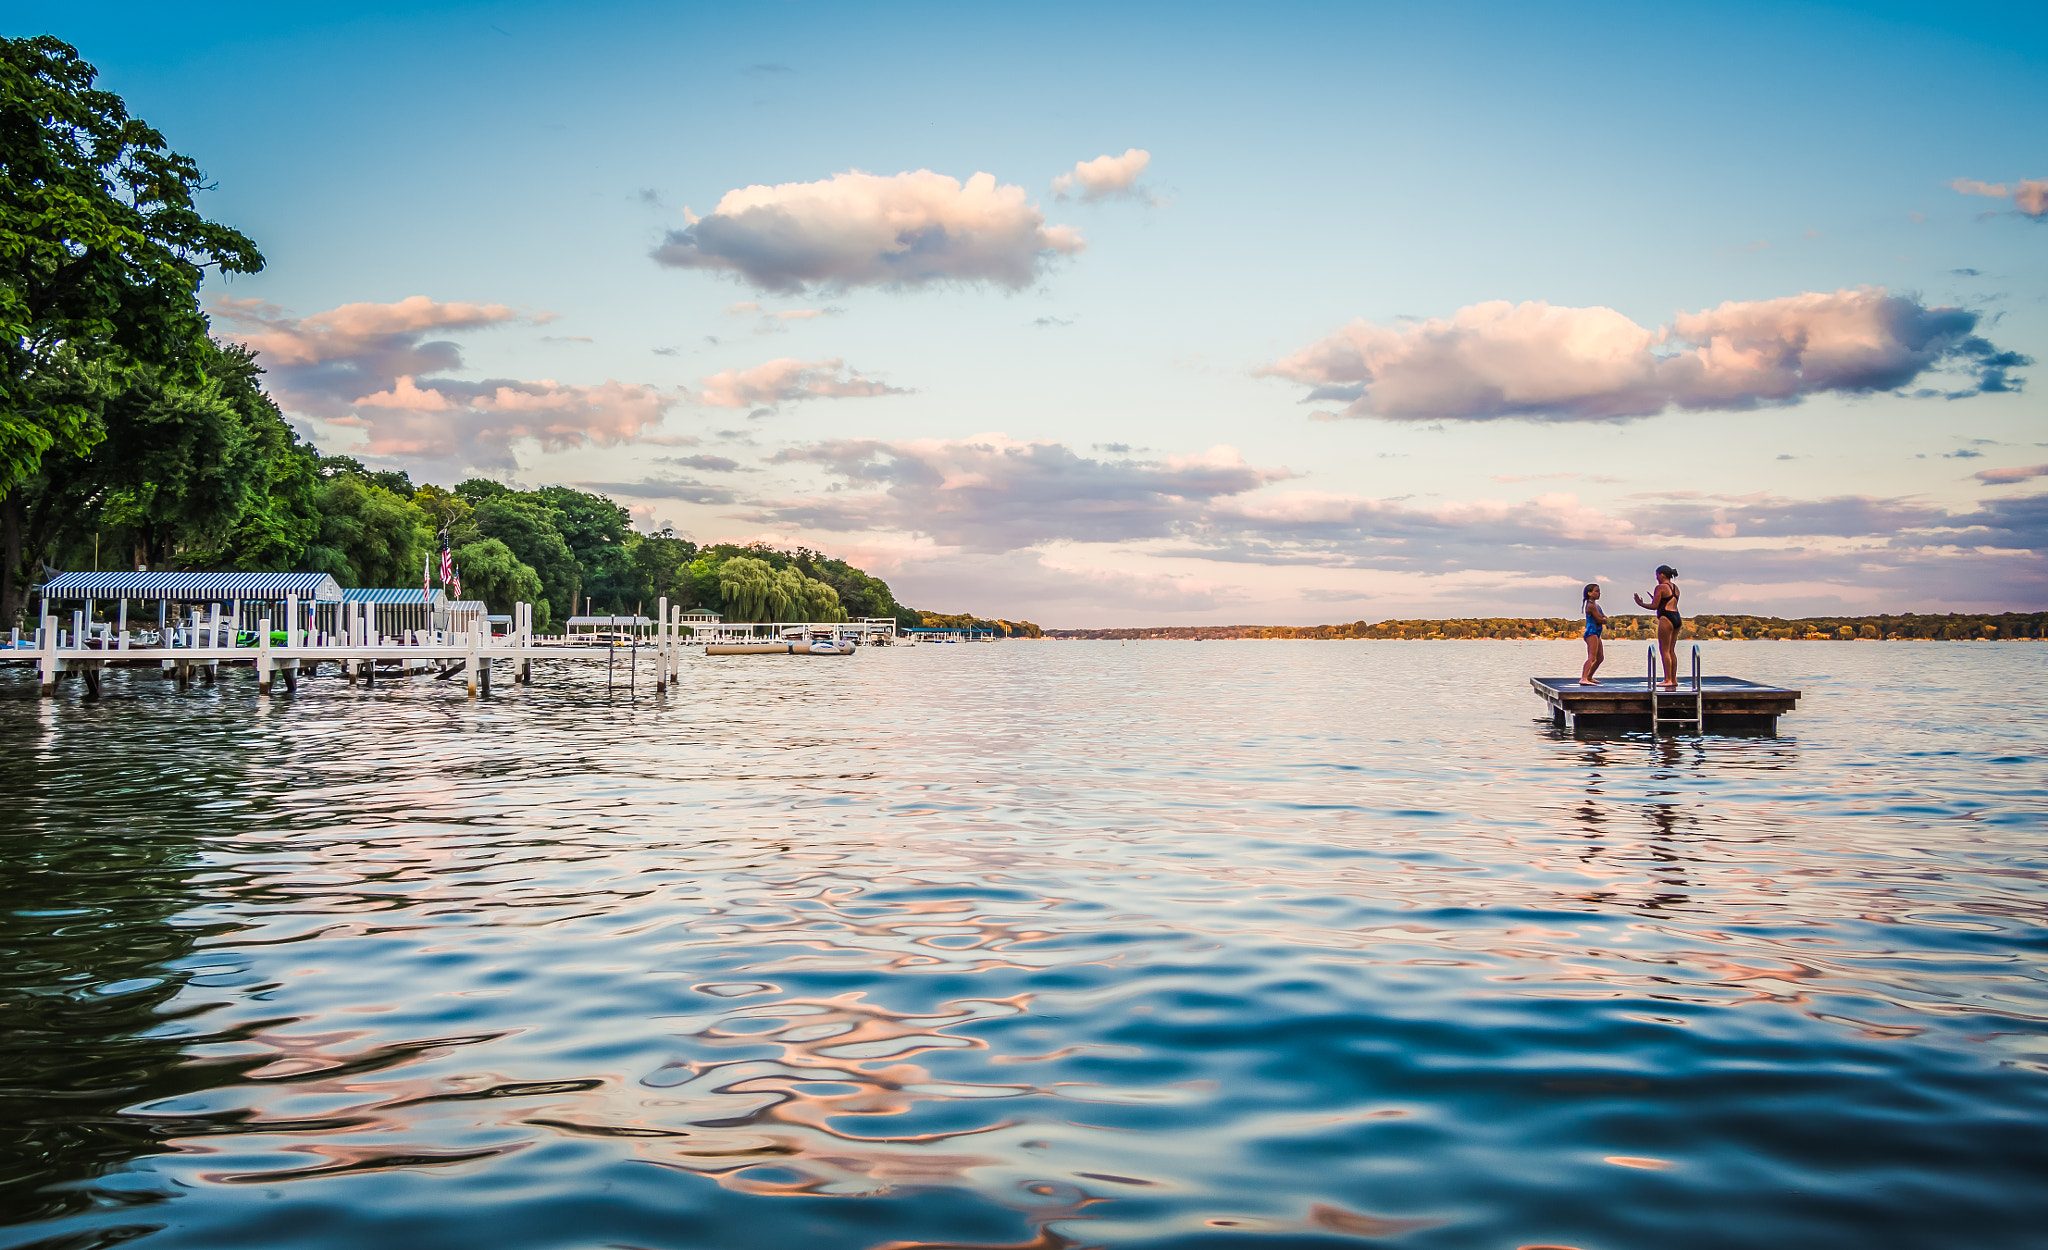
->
[1633,565,1682,689]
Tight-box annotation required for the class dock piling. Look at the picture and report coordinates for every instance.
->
[39,615,56,697]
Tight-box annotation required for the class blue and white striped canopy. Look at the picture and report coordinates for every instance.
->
[343,588,446,605]
[38,571,345,602]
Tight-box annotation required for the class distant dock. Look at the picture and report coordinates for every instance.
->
[1532,674,1801,734]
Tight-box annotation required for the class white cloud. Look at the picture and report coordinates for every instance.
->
[1264,288,2029,422]
[1052,148,1153,203]
[652,168,1084,293]
[693,357,907,412]
[1951,176,2048,217]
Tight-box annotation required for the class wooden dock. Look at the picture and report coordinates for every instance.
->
[1531,675,1800,734]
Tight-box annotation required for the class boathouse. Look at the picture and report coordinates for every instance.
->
[38,571,345,641]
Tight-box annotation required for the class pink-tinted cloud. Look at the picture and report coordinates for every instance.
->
[652,169,1084,293]
[722,302,842,334]
[1976,463,2048,485]
[1951,177,2048,217]
[215,297,678,466]
[219,295,521,368]
[694,357,906,412]
[1265,288,2028,422]
[757,435,1288,550]
[1052,148,1153,202]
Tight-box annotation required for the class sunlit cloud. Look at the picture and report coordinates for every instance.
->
[1976,463,2048,485]
[755,435,1289,550]
[1264,288,2029,422]
[693,357,907,412]
[215,296,680,467]
[1052,148,1154,203]
[652,168,1084,293]
[1951,176,2048,217]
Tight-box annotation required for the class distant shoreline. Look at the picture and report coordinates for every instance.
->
[1044,612,2045,642]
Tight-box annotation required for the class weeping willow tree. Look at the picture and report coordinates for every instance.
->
[719,555,774,621]
[719,554,847,622]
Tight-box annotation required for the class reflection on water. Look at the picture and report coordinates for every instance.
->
[2,641,2045,1250]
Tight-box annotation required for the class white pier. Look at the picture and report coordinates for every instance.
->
[15,595,707,701]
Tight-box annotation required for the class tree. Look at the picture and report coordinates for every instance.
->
[311,475,428,588]
[454,478,510,505]
[1,36,263,500]
[164,343,323,573]
[451,538,543,621]
[473,494,577,625]
[629,526,698,612]
[532,485,631,610]
[718,555,775,622]
[412,484,476,546]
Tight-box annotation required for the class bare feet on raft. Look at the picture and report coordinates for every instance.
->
[1578,678,1601,685]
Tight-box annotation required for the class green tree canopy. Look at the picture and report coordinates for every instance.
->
[473,494,578,623]
[312,475,428,588]
[534,485,632,610]
[451,537,544,623]
[0,36,263,499]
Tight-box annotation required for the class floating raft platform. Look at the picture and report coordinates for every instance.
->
[1531,676,1800,734]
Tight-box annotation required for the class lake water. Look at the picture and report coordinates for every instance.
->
[4,640,2046,1250]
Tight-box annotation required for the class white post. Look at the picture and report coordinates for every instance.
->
[118,598,129,650]
[656,596,668,689]
[258,616,273,693]
[39,614,57,697]
[465,620,480,697]
[287,594,299,649]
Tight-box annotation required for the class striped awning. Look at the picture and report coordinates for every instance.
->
[344,588,447,605]
[447,600,488,612]
[38,571,345,602]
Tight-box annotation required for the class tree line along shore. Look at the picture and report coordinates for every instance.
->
[1046,613,2048,642]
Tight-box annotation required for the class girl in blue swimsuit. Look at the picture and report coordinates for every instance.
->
[1580,583,1607,684]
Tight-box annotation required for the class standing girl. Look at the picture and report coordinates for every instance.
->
[1633,565,1682,689]
[1580,583,1607,684]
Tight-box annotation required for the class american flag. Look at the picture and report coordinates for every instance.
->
[440,545,452,586]
[452,567,462,600]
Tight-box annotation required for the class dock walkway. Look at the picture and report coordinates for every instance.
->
[11,597,699,700]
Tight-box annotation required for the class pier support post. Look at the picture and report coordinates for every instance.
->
[258,617,273,694]
[465,624,479,698]
[519,602,531,684]
[39,615,56,697]
[656,596,668,690]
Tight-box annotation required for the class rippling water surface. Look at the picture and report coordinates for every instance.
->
[4,640,2046,1250]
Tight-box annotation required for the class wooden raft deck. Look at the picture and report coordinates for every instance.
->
[1531,676,1800,734]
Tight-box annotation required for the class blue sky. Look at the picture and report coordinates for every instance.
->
[26,0,2048,623]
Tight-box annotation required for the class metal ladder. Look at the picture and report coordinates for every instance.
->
[1649,643,1704,733]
